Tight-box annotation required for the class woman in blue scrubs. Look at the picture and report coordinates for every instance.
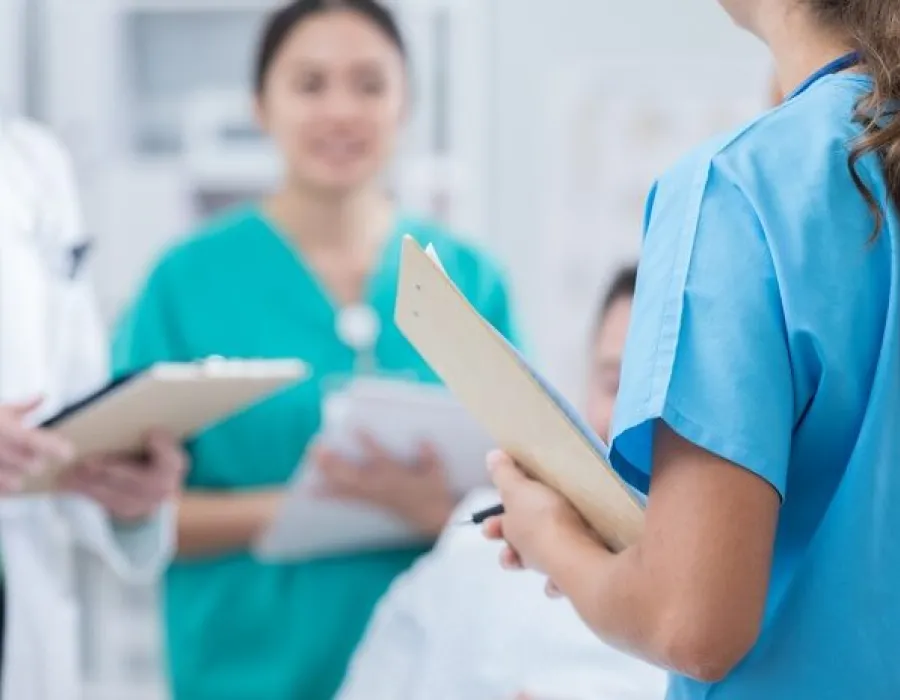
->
[484,1,900,698]
[114,1,519,698]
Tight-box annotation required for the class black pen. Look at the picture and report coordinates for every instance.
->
[460,503,505,525]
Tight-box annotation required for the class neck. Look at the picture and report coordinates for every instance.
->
[758,7,856,98]
[267,182,392,250]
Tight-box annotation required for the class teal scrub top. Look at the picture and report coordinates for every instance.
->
[610,74,900,698]
[112,208,521,700]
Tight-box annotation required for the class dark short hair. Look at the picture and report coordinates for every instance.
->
[254,0,407,95]
[595,264,637,329]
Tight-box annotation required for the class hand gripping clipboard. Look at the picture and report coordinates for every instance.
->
[25,358,308,493]
[394,236,644,552]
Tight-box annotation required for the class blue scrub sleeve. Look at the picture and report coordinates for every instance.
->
[609,163,795,498]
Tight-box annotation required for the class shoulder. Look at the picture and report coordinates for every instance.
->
[642,75,877,285]
[1,119,82,251]
[147,206,264,285]
[4,118,77,208]
[399,215,510,294]
[649,75,868,221]
[6,118,74,177]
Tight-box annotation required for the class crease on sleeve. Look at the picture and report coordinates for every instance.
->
[609,158,794,499]
[61,497,175,584]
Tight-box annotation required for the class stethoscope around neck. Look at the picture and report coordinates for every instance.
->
[335,302,382,373]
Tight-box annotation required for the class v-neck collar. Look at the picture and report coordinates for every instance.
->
[252,205,404,316]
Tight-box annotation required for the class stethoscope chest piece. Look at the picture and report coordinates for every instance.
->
[336,303,381,354]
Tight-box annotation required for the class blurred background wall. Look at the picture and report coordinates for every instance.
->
[1,1,770,697]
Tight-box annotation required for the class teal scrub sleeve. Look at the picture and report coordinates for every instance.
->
[111,262,185,375]
[466,247,527,355]
[609,163,795,498]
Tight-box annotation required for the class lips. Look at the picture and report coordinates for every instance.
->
[310,138,368,165]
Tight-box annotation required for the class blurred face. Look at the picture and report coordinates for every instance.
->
[256,10,406,194]
[585,296,632,442]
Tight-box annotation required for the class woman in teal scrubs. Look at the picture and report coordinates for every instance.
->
[113,1,519,698]
[483,1,900,699]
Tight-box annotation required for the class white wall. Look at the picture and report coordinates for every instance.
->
[486,0,769,395]
[0,0,26,114]
[36,0,772,377]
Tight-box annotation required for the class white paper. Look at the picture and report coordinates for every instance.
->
[253,377,495,562]
[424,242,448,276]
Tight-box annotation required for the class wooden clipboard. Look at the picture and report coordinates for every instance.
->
[25,358,308,492]
[394,236,644,552]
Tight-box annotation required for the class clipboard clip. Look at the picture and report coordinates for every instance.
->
[193,356,311,380]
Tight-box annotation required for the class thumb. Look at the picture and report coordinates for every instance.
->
[487,450,527,495]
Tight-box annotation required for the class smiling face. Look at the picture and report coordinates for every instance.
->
[256,9,407,195]
[585,296,633,443]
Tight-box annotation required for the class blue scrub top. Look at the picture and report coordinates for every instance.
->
[610,73,900,698]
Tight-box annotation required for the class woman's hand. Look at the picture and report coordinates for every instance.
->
[0,399,75,492]
[60,430,188,523]
[482,450,596,591]
[312,433,456,537]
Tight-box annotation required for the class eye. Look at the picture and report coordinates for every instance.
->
[352,67,388,96]
[292,70,326,94]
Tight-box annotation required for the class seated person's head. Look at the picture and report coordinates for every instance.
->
[585,265,637,442]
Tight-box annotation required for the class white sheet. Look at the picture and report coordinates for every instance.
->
[336,488,668,700]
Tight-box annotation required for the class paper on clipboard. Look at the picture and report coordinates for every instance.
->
[253,376,496,562]
[26,358,308,492]
[395,236,644,552]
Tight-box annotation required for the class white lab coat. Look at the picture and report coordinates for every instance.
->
[337,488,669,700]
[0,117,173,700]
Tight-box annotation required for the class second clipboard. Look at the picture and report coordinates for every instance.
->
[27,358,308,493]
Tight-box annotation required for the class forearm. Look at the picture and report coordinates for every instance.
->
[542,533,669,668]
[544,533,750,682]
[176,490,281,559]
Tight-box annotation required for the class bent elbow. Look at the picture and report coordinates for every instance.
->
[658,618,760,683]
[671,649,739,684]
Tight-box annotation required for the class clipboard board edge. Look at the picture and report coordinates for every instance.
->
[395,236,644,549]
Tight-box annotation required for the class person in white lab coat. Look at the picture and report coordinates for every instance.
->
[0,116,183,700]
[336,267,667,700]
